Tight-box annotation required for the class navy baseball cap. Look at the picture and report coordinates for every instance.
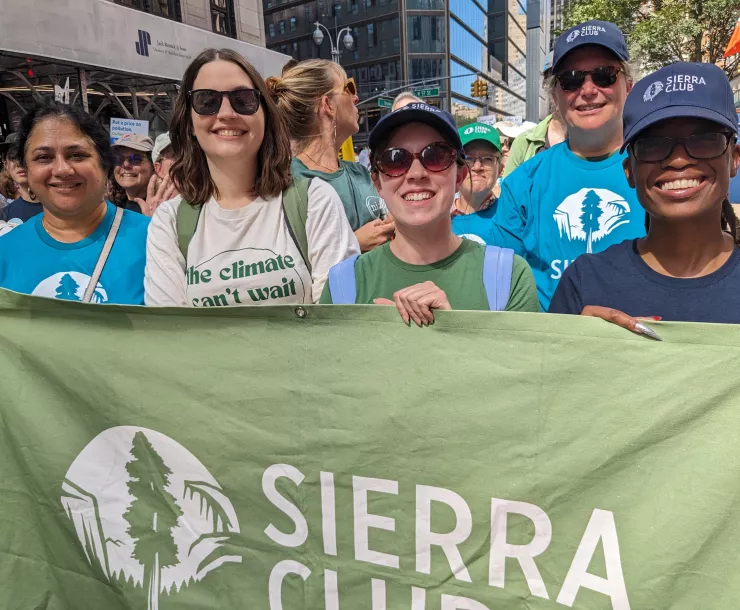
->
[622,62,739,152]
[552,20,629,73]
[369,103,463,154]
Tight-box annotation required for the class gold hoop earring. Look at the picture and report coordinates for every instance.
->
[28,188,36,201]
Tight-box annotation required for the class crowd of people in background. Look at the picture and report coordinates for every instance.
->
[0,18,739,334]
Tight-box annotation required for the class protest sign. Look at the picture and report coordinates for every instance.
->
[1,289,739,609]
[110,118,150,144]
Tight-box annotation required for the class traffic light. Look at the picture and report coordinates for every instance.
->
[470,78,488,98]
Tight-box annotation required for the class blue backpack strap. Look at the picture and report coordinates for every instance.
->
[483,246,515,311]
[328,254,360,304]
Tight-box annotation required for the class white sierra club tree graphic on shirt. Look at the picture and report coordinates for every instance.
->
[553,188,631,253]
[32,271,108,303]
[61,426,241,609]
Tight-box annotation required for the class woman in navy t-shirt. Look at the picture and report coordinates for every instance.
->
[550,62,740,329]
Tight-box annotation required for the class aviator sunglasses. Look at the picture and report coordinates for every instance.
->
[631,132,734,163]
[188,88,261,115]
[376,142,459,177]
[556,66,623,92]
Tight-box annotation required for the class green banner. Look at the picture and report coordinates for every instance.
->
[2,289,740,609]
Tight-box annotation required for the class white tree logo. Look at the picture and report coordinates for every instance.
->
[566,30,580,43]
[643,81,664,102]
[61,426,241,610]
[33,271,108,303]
[553,188,631,253]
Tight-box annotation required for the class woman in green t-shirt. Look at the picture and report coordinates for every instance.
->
[320,104,539,325]
[267,60,395,252]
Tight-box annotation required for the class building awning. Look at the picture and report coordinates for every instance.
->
[0,0,289,81]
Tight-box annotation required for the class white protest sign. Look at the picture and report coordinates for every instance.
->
[109,118,149,144]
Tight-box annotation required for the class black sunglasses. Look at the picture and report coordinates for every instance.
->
[631,132,734,163]
[556,66,622,92]
[188,88,261,116]
[376,142,459,177]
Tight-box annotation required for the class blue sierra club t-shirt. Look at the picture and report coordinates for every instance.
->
[0,201,150,305]
[549,240,740,323]
[452,205,497,245]
[488,142,645,310]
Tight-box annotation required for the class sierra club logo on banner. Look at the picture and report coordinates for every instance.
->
[3,289,740,608]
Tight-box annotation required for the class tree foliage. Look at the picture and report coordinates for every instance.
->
[562,0,740,79]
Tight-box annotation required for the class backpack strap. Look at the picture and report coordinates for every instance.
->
[328,255,359,304]
[483,246,515,311]
[282,178,312,274]
[176,200,203,261]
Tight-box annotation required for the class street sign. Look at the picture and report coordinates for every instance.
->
[412,87,440,98]
[378,98,393,108]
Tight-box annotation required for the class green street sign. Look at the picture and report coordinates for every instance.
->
[412,87,440,98]
[378,98,393,108]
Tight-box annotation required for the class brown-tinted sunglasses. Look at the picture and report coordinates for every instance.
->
[344,77,357,97]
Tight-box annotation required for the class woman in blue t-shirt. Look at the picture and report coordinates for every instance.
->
[0,102,150,305]
[549,62,740,331]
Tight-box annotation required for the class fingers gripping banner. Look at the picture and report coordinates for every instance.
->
[1,289,740,609]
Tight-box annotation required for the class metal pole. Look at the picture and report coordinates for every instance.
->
[130,87,140,119]
[525,0,542,122]
[77,68,89,113]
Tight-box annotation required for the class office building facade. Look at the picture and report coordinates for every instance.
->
[264,0,544,142]
[111,0,267,46]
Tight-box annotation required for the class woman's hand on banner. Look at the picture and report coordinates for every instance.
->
[581,305,662,341]
[374,281,451,326]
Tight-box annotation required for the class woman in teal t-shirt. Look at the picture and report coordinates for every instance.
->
[0,102,149,305]
[267,60,395,252]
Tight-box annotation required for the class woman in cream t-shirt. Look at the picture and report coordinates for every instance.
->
[144,48,358,307]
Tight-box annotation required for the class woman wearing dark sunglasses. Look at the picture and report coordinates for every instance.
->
[550,62,740,327]
[144,48,359,307]
[269,60,395,253]
[320,103,539,323]
[488,20,646,311]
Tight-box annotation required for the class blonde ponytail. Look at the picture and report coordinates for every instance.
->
[271,59,346,151]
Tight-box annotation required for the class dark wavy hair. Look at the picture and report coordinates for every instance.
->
[170,48,292,205]
[17,102,114,173]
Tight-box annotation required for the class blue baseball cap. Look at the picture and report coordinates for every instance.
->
[552,20,629,73]
[622,62,739,152]
[543,51,554,74]
[369,103,463,154]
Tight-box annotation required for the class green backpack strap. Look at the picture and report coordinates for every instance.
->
[282,178,312,274]
[175,201,203,262]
